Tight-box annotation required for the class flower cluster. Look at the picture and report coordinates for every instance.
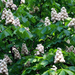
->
[51,65,57,71]
[14,18,20,26]
[68,18,75,28]
[20,0,25,4]
[33,6,39,12]
[5,9,15,25]
[29,6,39,14]
[54,48,65,63]
[51,8,58,23]
[66,45,74,52]
[60,7,68,21]
[44,17,51,26]
[12,47,21,59]
[73,48,75,54]
[66,45,75,54]
[1,8,8,20]
[51,7,68,23]
[1,0,17,10]
[1,8,20,26]
[35,44,44,55]
[4,55,12,64]
[21,43,29,55]
[0,59,8,75]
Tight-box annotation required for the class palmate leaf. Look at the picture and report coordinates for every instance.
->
[32,26,49,39]
[3,31,9,37]
[68,66,75,72]
[64,69,74,75]
[0,28,12,40]
[58,69,74,75]
[14,27,33,39]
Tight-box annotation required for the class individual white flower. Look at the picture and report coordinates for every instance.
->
[6,2,12,8]
[60,58,65,62]
[66,39,70,44]
[11,4,17,10]
[20,0,25,4]
[5,0,13,8]
[2,0,17,10]
[21,43,29,55]
[25,27,30,32]
[57,47,62,51]
[33,6,39,12]
[51,65,57,71]
[54,48,65,63]
[35,51,40,56]
[44,17,51,26]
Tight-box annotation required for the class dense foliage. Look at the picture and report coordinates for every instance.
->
[0,0,75,75]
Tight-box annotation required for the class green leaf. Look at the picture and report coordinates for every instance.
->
[26,12,33,18]
[41,27,47,34]
[0,32,4,40]
[40,60,48,67]
[42,71,48,75]
[21,70,26,75]
[69,66,75,72]
[55,2,60,7]
[0,25,5,31]
[59,70,65,75]
[24,31,33,38]
[49,70,56,75]
[57,26,63,32]
[4,31,9,37]
[22,16,28,23]
[19,28,25,33]
[57,32,64,39]
[64,69,74,75]
[29,58,37,63]
[64,30,70,36]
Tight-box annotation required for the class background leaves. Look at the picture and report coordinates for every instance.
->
[0,0,75,75]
